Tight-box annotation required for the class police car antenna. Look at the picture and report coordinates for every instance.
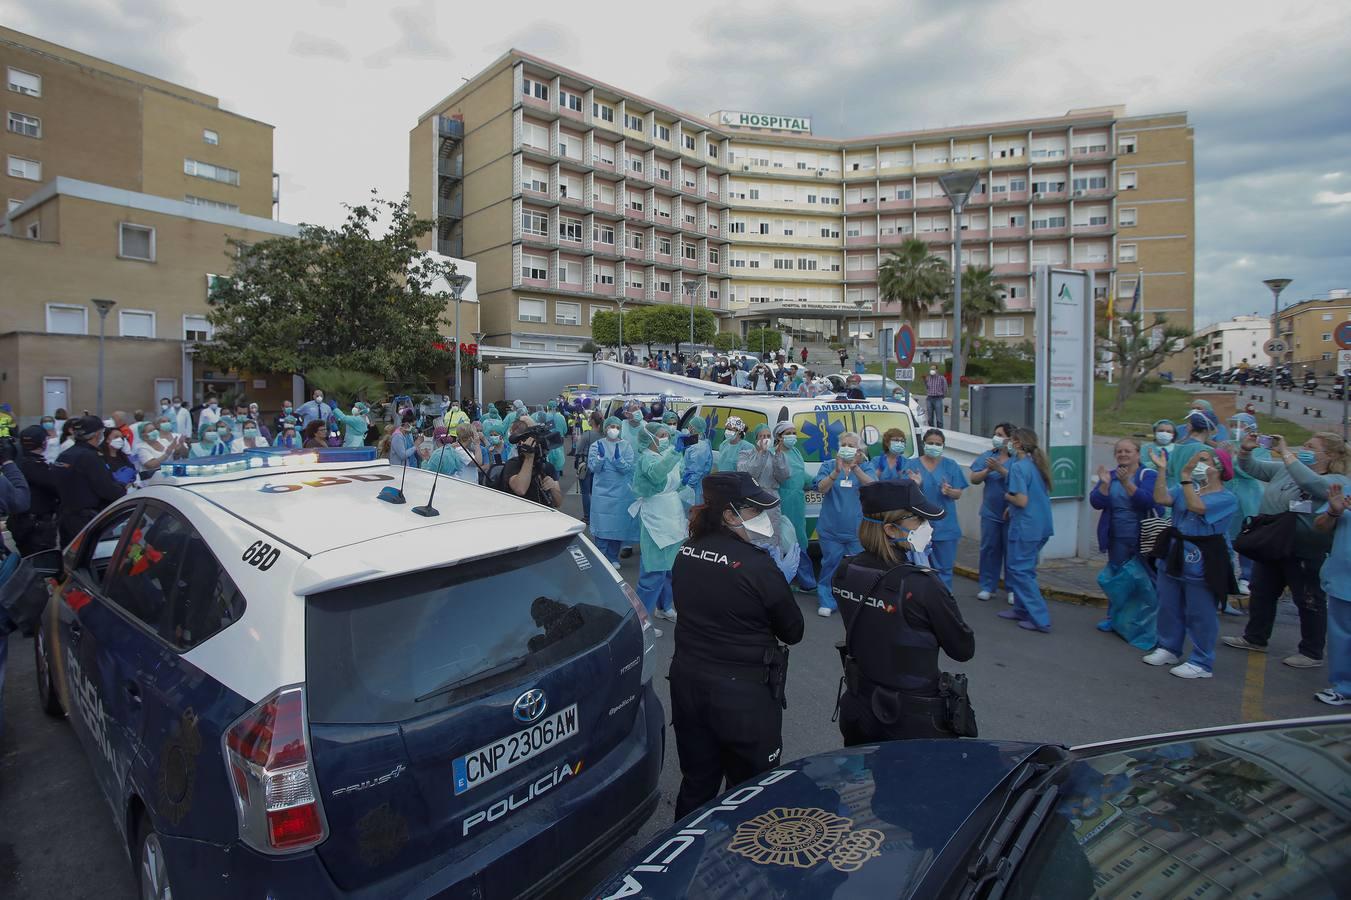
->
[412,445,446,517]
[377,444,411,504]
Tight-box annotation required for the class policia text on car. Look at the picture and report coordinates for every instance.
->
[668,472,804,820]
[833,480,977,744]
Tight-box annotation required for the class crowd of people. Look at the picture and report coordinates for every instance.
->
[1084,399,1349,705]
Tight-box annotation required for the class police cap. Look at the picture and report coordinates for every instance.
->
[702,471,780,511]
[72,415,106,438]
[860,480,945,520]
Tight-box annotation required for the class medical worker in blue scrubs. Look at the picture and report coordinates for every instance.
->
[587,416,638,566]
[680,415,713,508]
[810,431,873,618]
[969,422,1016,603]
[868,427,910,483]
[1144,447,1237,679]
[998,427,1056,633]
[902,429,967,588]
[1314,483,1351,706]
[632,422,686,625]
[715,416,754,473]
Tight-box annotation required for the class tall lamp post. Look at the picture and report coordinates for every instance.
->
[853,299,868,366]
[1263,277,1292,418]
[939,171,979,423]
[682,279,701,354]
[91,299,116,417]
[616,297,628,362]
[447,273,472,405]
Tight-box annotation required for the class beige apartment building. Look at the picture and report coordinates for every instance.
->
[2,27,275,218]
[409,50,1195,374]
[1274,292,1351,372]
[0,178,300,421]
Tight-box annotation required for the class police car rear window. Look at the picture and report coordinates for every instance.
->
[304,537,630,724]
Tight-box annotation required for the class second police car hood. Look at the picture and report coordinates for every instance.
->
[593,739,1048,900]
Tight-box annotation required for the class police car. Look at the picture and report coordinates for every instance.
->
[34,446,663,898]
[678,395,923,539]
[594,715,1351,899]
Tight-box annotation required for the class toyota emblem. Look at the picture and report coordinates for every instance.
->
[513,689,548,724]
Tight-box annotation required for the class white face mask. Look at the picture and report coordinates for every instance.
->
[606,427,621,440]
[889,440,905,454]
[1155,432,1174,446]
[1191,463,1210,484]
[738,509,776,539]
[724,429,739,442]
[109,437,126,451]
[895,520,934,555]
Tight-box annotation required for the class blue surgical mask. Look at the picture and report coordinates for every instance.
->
[244,428,259,438]
[489,434,503,445]
[203,432,218,444]
[1296,449,1316,466]
[991,436,1004,449]
[782,434,798,448]
[924,444,944,458]
[145,430,160,443]
[889,440,905,454]
[838,446,858,461]
[657,437,670,450]
[42,421,55,432]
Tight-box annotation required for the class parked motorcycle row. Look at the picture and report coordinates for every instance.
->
[1190,364,1348,398]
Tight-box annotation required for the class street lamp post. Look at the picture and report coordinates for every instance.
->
[91,299,116,417]
[1263,277,1292,419]
[683,279,700,354]
[853,299,868,366]
[447,273,473,406]
[939,171,979,426]
[616,297,627,362]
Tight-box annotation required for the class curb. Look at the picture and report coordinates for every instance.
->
[953,564,1108,609]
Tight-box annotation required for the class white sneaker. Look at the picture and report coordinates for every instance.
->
[654,607,677,622]
[1237,579,1251,596]
[651,626,663,638]
[1170,662,1212,679]
[1007,593,1015,605]
[817,607,833,618]
[976,590,992,601]
[1142,648,1181,667]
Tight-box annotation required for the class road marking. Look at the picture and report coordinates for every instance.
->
[1241,652,1266,722]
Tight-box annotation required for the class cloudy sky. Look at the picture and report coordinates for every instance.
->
[5,0,1348,325]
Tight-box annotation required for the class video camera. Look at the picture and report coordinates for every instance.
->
[509,423,563,454]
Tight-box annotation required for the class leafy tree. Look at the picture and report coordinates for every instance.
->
[744,328,783,353]
[878,238,950,325]
[1096,311,1203,410]
[305,368,387,406]
[591,308,645,348]
[638,304,717,355]
[713,331,741,352]
[202,193,455,383]
[941,266,1006,364]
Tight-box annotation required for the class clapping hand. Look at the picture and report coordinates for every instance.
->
[1329,483,1347,516]
[907,469,922,486]
[940,479,959,499]
[1148,448,1167,470]
[1096,465,1110,483]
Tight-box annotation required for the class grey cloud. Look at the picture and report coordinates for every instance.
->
[3,0,191,85]
[498,21,580,61]
[289,31,351,61]
[364,0,453,68]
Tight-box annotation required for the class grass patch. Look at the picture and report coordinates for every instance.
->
[1092,382,1312,443]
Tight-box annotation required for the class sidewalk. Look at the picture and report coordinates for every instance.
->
[954,536,1108,607]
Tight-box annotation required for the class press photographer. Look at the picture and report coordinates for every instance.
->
[504,417,564,507]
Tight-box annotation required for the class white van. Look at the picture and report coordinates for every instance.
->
[677,394,923,539]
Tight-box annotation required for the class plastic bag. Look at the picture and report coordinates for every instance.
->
[1096,558,1157,651]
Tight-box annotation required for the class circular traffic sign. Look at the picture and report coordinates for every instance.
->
[1335,320,1351,350]
[894,324,916,367]
[1263,337,1288,356]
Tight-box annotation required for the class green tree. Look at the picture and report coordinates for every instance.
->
[202,193,455,382]
[638,304,717,355]
[591,308,645,349]
[744,328,783,353]
[1096,311,1203,410]
[305,367,387,406]
[713,331,741,352]
[941,266,1006,364]
[878,238,950,325]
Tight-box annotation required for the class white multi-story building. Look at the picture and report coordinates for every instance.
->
[1193,315,1270,370]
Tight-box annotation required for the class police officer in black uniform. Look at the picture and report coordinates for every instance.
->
[669,471,805,819]
[834,480,975,745]
[9,425,60,556]
[53,415,127,545]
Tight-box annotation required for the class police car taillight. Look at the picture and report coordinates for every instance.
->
[223,686,329,853]
[620,582,656,685]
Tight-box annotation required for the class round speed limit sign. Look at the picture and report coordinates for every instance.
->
[1263,337,1288,357]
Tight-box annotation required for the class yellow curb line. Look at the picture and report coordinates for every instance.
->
[953,565,1108,609]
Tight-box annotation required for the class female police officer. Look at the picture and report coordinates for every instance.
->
[833,480,975,745]
[669,471,805,818]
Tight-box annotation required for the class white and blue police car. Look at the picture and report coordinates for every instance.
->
[34,446,663,898]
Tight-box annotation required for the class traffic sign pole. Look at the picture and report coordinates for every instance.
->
[1334,323,1351,441]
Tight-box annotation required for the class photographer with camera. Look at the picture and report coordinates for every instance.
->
[504,417,563,507]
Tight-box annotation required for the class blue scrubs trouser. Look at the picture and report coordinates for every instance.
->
[817,536,863,611]
[1005,537,1051,630]
[977,517,1007,593]
[928,539,957,590]
[1328,597,1351,696]
[638,566,673,614]
[1154,571,1219,672]
[794,546,817,590]
[594,537,623,567]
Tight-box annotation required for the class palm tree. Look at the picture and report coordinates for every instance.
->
[942,266,1006,364]
[877,238,950,325]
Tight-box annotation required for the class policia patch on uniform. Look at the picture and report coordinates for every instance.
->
[727,807,884,873]
[158,707,202,825]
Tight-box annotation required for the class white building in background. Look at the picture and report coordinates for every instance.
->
[1194,314,1268,370]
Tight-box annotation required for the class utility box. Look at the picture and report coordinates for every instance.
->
[969,383,1036,438]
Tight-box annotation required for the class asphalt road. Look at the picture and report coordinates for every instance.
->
[0,485,1328,899]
